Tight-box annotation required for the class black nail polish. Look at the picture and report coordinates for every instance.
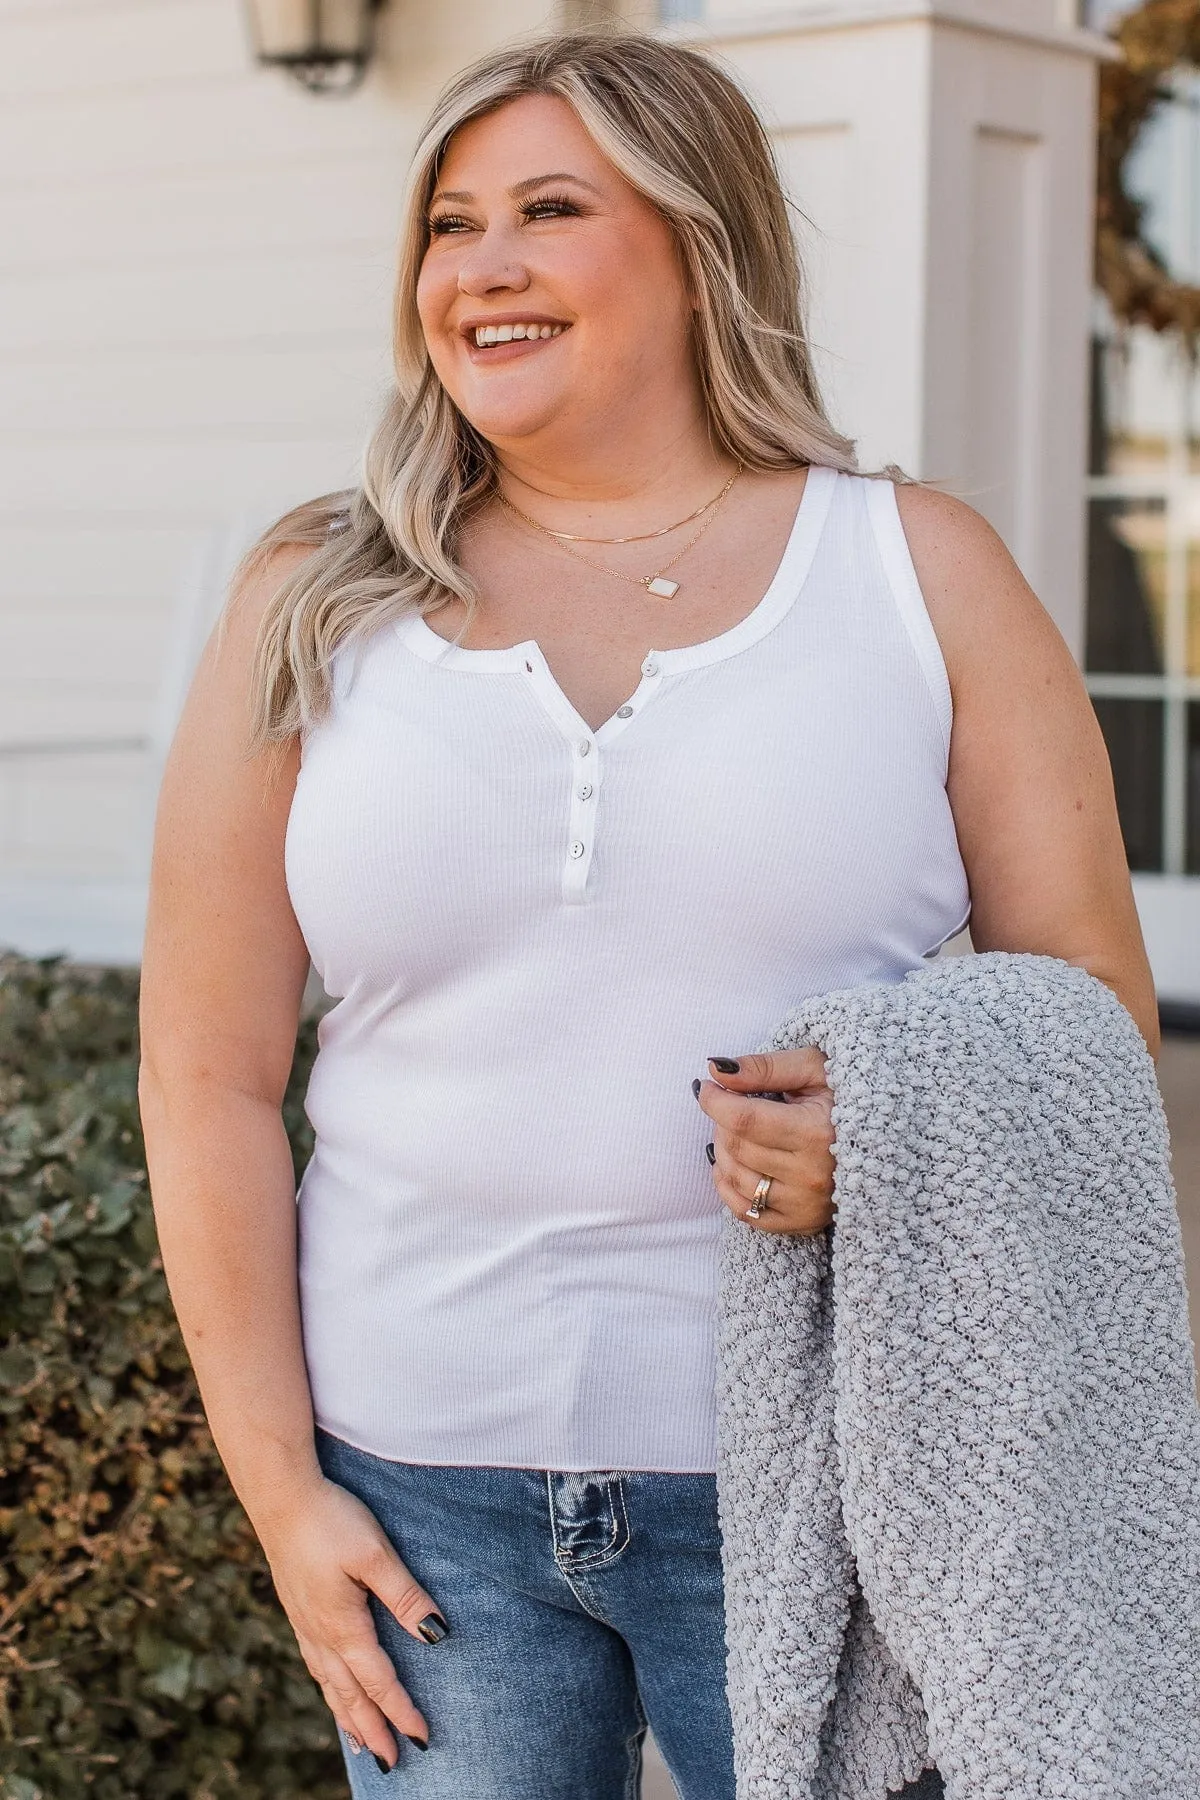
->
[709,1056,740,1074]
[405,1734,430,1751]
[416,1612,448,1644]
[705,1141,715,1165]
[691,1077,702,1098]
[374,1753,392,1773]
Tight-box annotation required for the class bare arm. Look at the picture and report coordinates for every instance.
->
[139,547,316,1526]
[895,483,1159,1060]
[139,550,440,1768]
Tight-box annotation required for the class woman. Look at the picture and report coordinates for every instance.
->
[138,31,1157,1800]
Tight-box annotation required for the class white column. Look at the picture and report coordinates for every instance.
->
[677,0,1114,655]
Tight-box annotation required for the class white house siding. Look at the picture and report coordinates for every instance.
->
[0,0,558,960]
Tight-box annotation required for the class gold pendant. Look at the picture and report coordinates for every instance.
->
[645,575,680,598]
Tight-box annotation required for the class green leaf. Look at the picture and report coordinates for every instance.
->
[0,1347,38,1388]
[19,1259,58,1296]
[93,1181,138,1237]
[4,1776,45,1800]
[1,1106,44,1157]
[145,1646,193,1702]
[86,1375,114,1411]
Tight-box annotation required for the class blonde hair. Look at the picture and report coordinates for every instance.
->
[242,31,899,744]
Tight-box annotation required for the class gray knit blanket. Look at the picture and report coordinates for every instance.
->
[714,952,1200,1800]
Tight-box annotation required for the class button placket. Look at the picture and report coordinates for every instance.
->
[563,733,600,904]
[519,645,669,905]
[557,652,668,902]
[603,655,662,734]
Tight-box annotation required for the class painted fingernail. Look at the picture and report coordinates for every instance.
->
[417,1612,448,1644]
[709,1057,740,1074]
[705,1141,715,1165]
[405,1734,430,1751]
[691,1077,702,1098]
[374,1753,393,1773]
[347,1733,363,1755]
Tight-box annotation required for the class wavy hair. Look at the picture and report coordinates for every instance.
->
[241,30,895,744]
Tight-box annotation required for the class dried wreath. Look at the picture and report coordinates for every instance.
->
[1097,0,1200,345]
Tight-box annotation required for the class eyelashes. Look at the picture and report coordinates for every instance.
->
[426,193,584,236]
[519,193,583,221]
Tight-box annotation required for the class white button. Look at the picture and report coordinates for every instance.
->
[642,658,659,677]
[569,840,586,858]
[616,705,633,719]
[577,783,593,800]
[576,739,592,756]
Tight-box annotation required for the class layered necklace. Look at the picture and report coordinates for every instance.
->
[497,466,740,599]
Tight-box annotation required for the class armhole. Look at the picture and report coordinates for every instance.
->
[862,478,954,769]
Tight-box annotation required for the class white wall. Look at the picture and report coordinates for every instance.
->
[0,0,558,960]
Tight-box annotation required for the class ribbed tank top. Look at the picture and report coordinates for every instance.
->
[285,467,970,1472]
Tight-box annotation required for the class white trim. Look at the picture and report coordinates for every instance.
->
[663,3,1120,60]
[1086,674,1200,700]
[0,877,146,967]
[651,463,838,674]
[863,477,955,768]
[1132,875,1200,1005]
[397,464,838,681]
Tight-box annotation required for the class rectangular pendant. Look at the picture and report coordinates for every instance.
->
[646,575,680,598]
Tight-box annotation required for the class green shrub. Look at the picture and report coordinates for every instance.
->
[0,954,346,1799]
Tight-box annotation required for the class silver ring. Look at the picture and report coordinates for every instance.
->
[746,1175,772,1220]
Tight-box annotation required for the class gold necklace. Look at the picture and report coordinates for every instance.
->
[499,470,738,545]
[497,468,740,599]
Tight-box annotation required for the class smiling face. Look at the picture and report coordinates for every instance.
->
[415,92,700,468]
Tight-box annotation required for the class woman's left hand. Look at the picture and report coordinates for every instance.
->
[694,1049,835,1235]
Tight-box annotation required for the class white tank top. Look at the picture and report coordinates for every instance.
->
[285,466,970,1471]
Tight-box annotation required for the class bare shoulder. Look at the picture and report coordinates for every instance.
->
[179,537,322,755]
[163,536,322,808]
[891,480,1035,620]
[890,480,1067,697]
[218,539,323,664]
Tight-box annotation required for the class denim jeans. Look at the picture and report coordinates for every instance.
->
[314,1430,737,1798]
[314,1431,945,1798]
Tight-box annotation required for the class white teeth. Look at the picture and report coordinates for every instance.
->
[472,322,567,347]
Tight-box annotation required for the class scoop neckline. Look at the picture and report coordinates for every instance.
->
[396,462,838,675]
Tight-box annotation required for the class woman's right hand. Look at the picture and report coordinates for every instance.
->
[256,1474,448,1770]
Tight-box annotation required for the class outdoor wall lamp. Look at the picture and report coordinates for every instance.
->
[243,0,386,94]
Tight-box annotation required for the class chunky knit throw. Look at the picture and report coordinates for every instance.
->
[715,952,1200,1800]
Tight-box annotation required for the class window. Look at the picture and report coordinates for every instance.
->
[1086,70,1200,875]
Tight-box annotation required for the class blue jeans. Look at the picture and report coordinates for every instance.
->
[314,1430,737,1798]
